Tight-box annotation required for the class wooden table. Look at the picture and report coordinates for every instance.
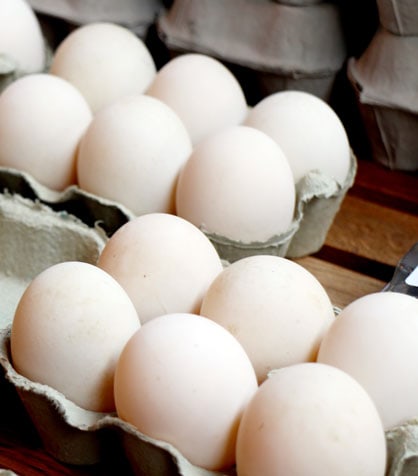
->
[0,157,417,475]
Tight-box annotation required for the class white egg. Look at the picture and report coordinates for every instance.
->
[97,213,223,323]
[147,53,248,145]
[77,94,192,215]
[176,125,295,243]
[0,73,92,190]
[200,255,335,383]
[317,291,418,429]
[244,90,351,185]
[236,363,387,476]
[50,22,156,113]
[0,0,46,73]
[114,312,258,471]
[10,261,140,413]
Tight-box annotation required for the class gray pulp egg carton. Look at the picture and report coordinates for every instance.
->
[0,169,416,476]
[26,0,165,38]
[376,0,418,35]
[347,27,418,172]
[205,151,357,263]
[156,0,347,102]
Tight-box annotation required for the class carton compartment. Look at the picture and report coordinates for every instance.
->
[0,191,106,330]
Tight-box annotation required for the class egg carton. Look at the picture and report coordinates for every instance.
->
[0,179,415,476]
[0,145,355,264]
[156,0,347,102]
[376,0,418,35]
[27,0,165,38]
[347,28,418,172]
[0,166,134,238]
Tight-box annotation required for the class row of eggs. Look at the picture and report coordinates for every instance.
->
[0,10,351,245]
[9,210,418,475]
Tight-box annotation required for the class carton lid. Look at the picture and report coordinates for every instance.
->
[348,28,418,113]
[157,0,347,75]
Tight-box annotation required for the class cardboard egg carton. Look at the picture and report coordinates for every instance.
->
[0,166,134,239]
[0,167,414,476]
[156,0,347,103]
[347,28,418,172]
[376,0,418,35]
[27,0,165,37]
[0,144,355,265]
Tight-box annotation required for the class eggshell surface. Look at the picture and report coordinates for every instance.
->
[0,73,92,190]
[176,125,295,243]
[114,312,258,470]
[244,90,351,185]
[50,22,156,113]
[10,261,140,412]
[97,213,223,323]
[200,255,335,382]
[317,291,418,430]
[0,0,46,73]
[236,363,386,476]
[146,53,248,145]
[77,94,192,215]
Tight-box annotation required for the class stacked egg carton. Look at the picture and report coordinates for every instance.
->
[156,0,348,103]
[347,0,418,171]
[26,0,165,38]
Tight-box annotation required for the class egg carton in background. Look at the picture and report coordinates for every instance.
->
[347,28,418,172]
[156,0,347,104]
[26,0,166,38]
[376,0,418,35]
